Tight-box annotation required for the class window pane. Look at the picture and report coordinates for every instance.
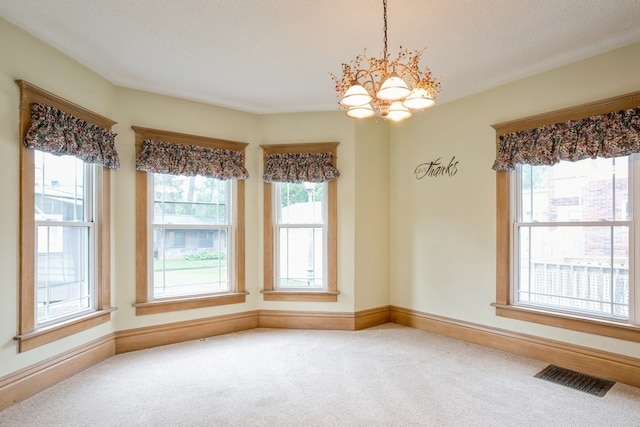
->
[35,151,86,222]
[278,227,324,288]
[36,225,92,324]
[153,227,230,298]
[153,174,228,225]
[520,157,628,222]
[517,225,629,319]
[278,182,324,225]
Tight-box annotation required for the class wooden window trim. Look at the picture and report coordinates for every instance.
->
[14,80,116,352]
[132,126,248,315]
[260,142,339,302]
[492,91,640,342]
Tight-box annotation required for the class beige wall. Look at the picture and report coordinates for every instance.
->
[110,88,260,332]
[0,18,117,377]
[390,41,640,358]
[0,17,387,376]
[353,120,390,311]
[257,112,358,312]
[1,13,639,379]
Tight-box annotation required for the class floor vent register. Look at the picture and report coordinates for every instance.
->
[534,365,615,397]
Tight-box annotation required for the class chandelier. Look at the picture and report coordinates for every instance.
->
[330,0,441,121]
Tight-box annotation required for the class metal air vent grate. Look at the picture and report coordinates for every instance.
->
[535,365,615,397]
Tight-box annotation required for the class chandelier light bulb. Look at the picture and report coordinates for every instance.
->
[340,84,373,107]
[402,88,435,110]
[386,101,412,121]
[377,73,411,101]
[346,104,375,119]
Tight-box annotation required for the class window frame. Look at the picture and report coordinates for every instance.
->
[492,91,640,343]
[261,143,339,302]
[133,126,247,315]
[15,80,116,353]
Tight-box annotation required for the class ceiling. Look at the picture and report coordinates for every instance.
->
[1,0,639,115]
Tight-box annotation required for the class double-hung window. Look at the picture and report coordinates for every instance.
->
[16,80,118,352]
[261,143,339,302]
[515,157,632,319]
[493,93,640,341]
[35,151,96,324]
[133,127,248,315]
[152,174,231,298]
[275,181,327,289]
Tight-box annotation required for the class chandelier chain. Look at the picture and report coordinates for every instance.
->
[383,0,388,61]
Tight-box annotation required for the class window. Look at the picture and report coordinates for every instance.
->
[35,152,95,325]
[493,92,640,342]
[152,174,231,298]
[261,143,339,302]
[133,127,248,315]
[15,80,117,352]
[276,181,327,289]
[515,157,631,320]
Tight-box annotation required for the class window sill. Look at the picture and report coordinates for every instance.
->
[492,303,640,343]
[134,292,248,315]
[261,290,339,302]
[14,307,117,352]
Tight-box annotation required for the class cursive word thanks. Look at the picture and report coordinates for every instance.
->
[414,156,459,179]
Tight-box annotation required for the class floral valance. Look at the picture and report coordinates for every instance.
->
[492,107,640,171]
[25,103,120,169]
[136,139,249,180]
[263,152,340,183]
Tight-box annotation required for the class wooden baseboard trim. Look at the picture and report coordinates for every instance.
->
[355,306,392,330]
[0,334,115,411]
[258,306,391,330]
[114,306,390,354]
[390,305,640,388]
[115,310,260,353]
[259,309,355,330]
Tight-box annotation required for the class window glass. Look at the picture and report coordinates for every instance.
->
[152,173,231,298]
[34,151,94,325]
[275,182,326,289]
[515,157,630,320]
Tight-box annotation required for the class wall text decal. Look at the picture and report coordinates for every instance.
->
[414,156,459,179]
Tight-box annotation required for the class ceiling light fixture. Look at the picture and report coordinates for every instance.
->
[330,0,441,121]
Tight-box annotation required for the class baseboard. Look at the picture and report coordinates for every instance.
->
[0,334,115,412]
[115,310,260,353]
[257,306,390,330]
[390,305,640,388]
[354,306,392,330]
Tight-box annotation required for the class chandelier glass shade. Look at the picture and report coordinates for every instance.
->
[330,0,440,121]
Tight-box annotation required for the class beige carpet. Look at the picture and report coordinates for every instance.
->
[1,324,639,426]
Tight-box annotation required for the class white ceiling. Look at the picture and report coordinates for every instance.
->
[1,0,639,114]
